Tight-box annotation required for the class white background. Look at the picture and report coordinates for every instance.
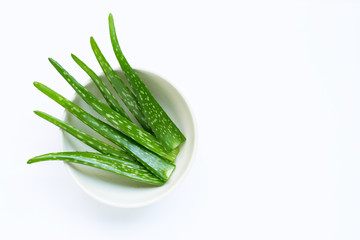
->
[1,0,360,239]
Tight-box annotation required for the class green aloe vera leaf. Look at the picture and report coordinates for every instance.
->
[28,152,164,185]
[90,37,151,132]
[108,13,186,151]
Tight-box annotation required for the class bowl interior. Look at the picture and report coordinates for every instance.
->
[62,70,196,208]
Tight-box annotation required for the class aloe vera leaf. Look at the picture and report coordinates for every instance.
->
[108,13,186,151]
[90,37,151,132]
[28,152,164,185]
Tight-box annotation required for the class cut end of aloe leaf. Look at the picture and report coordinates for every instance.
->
[165,165,176,179]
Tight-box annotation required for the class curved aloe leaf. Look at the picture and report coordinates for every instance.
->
[28,152,164,185]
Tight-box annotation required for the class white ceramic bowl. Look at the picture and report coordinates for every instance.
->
[61,70,196,208]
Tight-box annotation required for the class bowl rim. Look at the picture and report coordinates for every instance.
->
[60,69,198,208]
